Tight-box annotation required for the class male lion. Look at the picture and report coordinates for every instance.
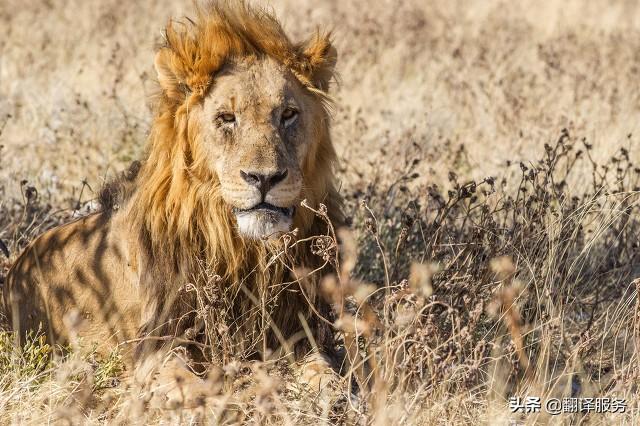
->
[3,1,344,403]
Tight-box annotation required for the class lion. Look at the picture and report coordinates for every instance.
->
[3,1,344,404]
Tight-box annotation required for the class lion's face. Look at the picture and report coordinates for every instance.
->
[197,57,318,239]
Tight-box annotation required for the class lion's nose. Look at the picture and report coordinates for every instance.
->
[240,169,288,197]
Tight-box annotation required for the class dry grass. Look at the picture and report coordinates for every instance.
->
[1,0,640,424]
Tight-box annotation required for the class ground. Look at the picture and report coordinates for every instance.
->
[1,0,640,424]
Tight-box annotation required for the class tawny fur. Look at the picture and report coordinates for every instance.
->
[3,0,344,370]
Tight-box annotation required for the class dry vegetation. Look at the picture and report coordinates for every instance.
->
[1,0,640,424]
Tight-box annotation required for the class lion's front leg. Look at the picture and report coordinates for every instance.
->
[133,347,217,410]
[297,352,339,391]
[294,351,349,414]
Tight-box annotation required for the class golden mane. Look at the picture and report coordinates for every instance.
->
[127,1,343,357]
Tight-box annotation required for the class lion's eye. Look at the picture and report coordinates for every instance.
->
[218,112,236,124]
[281,107,298,126]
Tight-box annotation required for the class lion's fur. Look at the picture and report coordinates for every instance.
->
[4,1,343,364]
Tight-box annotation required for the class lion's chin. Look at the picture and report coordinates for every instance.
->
[233,203,294,240]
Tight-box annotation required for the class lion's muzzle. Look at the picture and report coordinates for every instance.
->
[228,167,299,239]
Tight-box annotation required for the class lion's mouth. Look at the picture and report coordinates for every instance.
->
[233,202,295,218]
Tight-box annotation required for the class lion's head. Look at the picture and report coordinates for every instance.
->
[131,1,342,278]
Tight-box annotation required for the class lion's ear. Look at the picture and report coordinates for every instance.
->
[299,32,337,92]
[154,48,190,101]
